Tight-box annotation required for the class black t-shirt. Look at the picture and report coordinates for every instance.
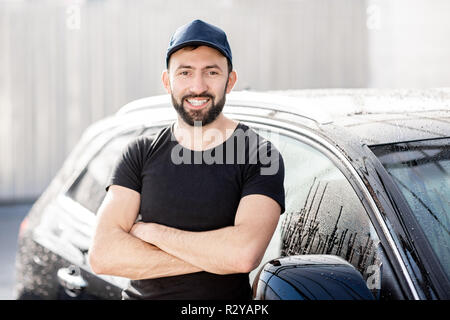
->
[106,122,285,300]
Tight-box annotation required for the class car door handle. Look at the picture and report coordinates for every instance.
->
[57,265,87,293]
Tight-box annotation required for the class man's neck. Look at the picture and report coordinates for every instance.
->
[173,114,239,151]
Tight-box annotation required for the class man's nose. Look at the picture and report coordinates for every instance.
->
[189,73,208,94]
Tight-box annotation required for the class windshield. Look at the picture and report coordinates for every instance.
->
[370,137,450,280]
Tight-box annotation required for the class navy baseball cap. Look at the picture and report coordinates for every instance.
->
[166,19,232,69]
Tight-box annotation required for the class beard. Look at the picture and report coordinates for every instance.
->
[171,86,227,127]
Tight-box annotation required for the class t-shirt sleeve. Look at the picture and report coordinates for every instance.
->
[105,137,145,193]
[241,140,286,214]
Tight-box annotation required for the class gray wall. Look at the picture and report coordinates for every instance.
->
[1,0,450,201]
[367,0,450,88]
[0,0,369,201]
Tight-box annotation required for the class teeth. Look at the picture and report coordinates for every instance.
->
[187,99,208,106]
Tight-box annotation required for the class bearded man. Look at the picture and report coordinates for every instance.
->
[89,19,285,300]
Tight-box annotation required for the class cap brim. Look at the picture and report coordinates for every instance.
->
[166,40,231,67]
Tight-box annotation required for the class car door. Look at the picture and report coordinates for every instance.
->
[248,123,405,300]
[43,125,163,299]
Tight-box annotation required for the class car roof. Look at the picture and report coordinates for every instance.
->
[271,88,450,145]
[113,88,450,147]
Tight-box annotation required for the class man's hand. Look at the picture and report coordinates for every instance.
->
[129,222,150,241]
[130,194,281,275]
[130,222,162,245]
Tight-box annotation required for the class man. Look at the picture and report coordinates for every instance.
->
[88,19,285,300]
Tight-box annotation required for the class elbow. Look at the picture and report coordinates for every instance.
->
[240,259,261,274]
[88,246,107,275]
[235,251,262,274]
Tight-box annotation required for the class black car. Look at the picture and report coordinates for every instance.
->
[14,89,450,300]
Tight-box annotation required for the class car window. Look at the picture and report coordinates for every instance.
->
[255,128,382,294]
[65,127,156,214]
[370,137,450,280]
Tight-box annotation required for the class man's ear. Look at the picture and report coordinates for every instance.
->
[226,70,237,94]
[162,69,171,94]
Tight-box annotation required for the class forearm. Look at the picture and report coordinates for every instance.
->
[89,227,202,280]
[133,223,258,275]
[125,195,280,276]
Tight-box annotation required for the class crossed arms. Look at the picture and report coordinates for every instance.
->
[88,185,281,280]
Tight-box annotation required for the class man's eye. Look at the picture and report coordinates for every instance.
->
[208,71,219,75]
[179,71,189,76]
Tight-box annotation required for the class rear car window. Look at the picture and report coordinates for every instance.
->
[66,127,160,214]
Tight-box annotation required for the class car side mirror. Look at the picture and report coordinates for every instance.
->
[253,254,374,300]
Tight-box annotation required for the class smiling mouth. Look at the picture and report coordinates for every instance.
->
[185,97,211,110]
